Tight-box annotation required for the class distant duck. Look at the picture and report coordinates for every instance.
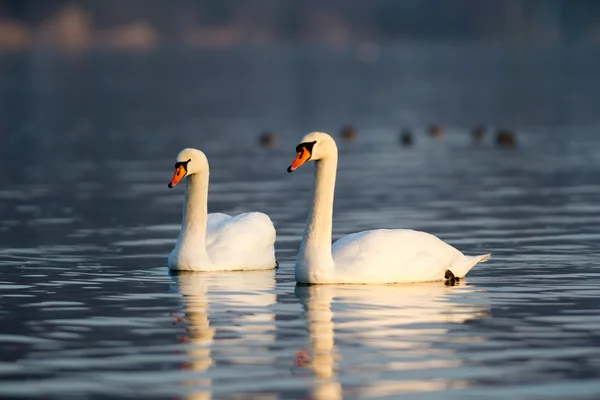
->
[400,128,413,147]
[259,131,277,148]
[428,125,444,140]
[495,129,516,148]
[472,125,486,144]
[339,125,357,142]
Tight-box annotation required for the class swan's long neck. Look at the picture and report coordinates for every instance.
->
[297,153,337,279]
[178,172,209,252]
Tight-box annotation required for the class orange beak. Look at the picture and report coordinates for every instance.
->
[168,165,187,188]
[287,148,311,173]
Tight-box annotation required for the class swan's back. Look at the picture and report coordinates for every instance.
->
[206,212,276,270]
[332,229,476,283]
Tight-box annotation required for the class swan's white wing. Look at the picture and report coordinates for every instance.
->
[332,229,487,283]
[206,212,276,270]
[206,213,232,235]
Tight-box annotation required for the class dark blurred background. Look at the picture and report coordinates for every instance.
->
[2,0,600,47]
[1,0,599,179]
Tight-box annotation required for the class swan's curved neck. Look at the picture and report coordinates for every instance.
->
[298,153,337,277]
[179,172,209,252]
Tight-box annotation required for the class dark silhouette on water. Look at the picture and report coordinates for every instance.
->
[340,125,357,142]
[472,125,486,144]
[428,125,443,140]
[400,128,414,147]
[496,129,516,148]
[259,131,278,148]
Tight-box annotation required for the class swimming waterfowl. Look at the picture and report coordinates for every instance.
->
[496,129,516,148]
[428,125,444,140]
[168,148,277,271]
[259,131,277,148]
[400,128,414,147]
[472,125,486,143]
[339,125,357,142]
[287,132,490,284]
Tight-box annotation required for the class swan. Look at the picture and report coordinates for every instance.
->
[287,132,490,284]
[167,148,277,271]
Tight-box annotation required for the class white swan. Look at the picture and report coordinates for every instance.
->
[287,132,490,284]
[168,148,277,271]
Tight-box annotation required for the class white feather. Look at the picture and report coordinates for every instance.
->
[205,212,277,269]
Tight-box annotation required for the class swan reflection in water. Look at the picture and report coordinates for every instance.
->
[170,270,276,400]
[294,282,490,399]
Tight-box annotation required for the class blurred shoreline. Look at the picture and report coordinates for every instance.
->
[1,2,600,53]
[0,5,157,51]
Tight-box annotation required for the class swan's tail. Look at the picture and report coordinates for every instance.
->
[450,253,491,278]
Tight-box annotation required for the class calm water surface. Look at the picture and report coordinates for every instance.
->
[1,44,600,399]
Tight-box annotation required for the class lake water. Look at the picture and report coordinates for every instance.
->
[1,43,600,399]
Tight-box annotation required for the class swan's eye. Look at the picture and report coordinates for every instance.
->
[174,159,191,173]
[295,141,316,155]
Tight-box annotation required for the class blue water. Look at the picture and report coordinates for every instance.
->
[1,43,600,399]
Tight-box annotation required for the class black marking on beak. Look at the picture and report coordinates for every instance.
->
[288,141,316,173]
[174,158,192,172]
[169,158,192,188]
[295,141,316,154]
